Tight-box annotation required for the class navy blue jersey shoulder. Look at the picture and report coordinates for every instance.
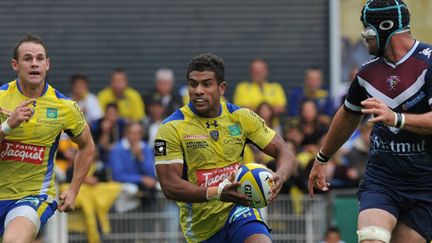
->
[226,102,240,113]
[54,89,71,100]
[162,109,185,124]
[358,57,383,74]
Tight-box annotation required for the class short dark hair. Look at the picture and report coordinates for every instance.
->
[325,227,341,238]
[186,53,225,84]
[13,34,47,60]
[70,74,89,86]
[106,102,119,111]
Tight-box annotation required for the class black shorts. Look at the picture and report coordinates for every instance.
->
[358,179,432,241]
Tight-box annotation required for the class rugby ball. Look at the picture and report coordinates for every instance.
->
[235,163,273,208]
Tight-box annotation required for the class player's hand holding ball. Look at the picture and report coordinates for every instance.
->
[235,163,274,208]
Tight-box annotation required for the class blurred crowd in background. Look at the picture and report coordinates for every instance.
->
[26,58,363,243]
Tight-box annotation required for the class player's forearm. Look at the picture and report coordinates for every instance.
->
[69,140,95,194]
[321,107,362,157]
[402,112,432,135]
[160,177,208,202]
[275,143,296,182]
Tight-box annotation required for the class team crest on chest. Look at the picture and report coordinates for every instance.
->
[386,75,400,90]
[209,130,219,141]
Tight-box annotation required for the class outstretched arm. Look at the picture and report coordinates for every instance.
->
[58,125,95,212]
[308,106,362,196]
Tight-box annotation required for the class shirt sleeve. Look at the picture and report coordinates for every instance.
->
[63,100,87,137]
[238,108,276,149]
[154,122,184,165]
[343,76,368,114]
[425,67,432,108]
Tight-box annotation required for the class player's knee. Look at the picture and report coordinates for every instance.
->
[357,226,391,243]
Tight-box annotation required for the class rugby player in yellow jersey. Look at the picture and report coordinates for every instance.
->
[155,53,296,243]
[0,34,95,243]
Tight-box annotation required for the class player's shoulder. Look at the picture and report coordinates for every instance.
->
[358,57,382,73]
[413,41,432,63]
[224,102,259,121]
[45,85,78,109]
[0,80,14,96]
[161,107,187,125]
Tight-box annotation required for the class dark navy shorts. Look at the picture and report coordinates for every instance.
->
[358,180,432,241]
[202,204,271,243]
[0,196,57,236]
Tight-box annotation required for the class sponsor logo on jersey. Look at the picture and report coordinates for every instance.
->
[0,140,45,164]
[386,75,400,90]
[184,134,209,140]
[186,141,209,149]
[205,120,218,128]
[223,137,243,145]
[196,163,240,187]
[154,139,166,156]
[402,91,425,111]
[210,130,219,141]
[371,136,426,154]
[228,123,242,136]
[16,196,41,207]
[419,48,431,59]
[46,108,58,119]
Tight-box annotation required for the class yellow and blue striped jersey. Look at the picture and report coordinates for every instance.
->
[154,102,275,242]
[0,80,86,202]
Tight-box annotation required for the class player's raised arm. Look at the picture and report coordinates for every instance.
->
[0,99,35,142]
[308,106,362,196]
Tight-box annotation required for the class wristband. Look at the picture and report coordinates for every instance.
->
[1,119,12,134]
[393,112,405,129]
[400,113,405,129]
[316,150,330,164]
[206,178,232,201]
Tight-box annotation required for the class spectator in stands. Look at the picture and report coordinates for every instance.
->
[288,67,333,120]
[70,74,103,124]
[98,68,145,121]
[321,227,346,243]
[91,103,126,163]
[109,122,157,206]
[144,68,182,117]
[297,99,328,148]
[233,58,287,116]
[142,95,165,148]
